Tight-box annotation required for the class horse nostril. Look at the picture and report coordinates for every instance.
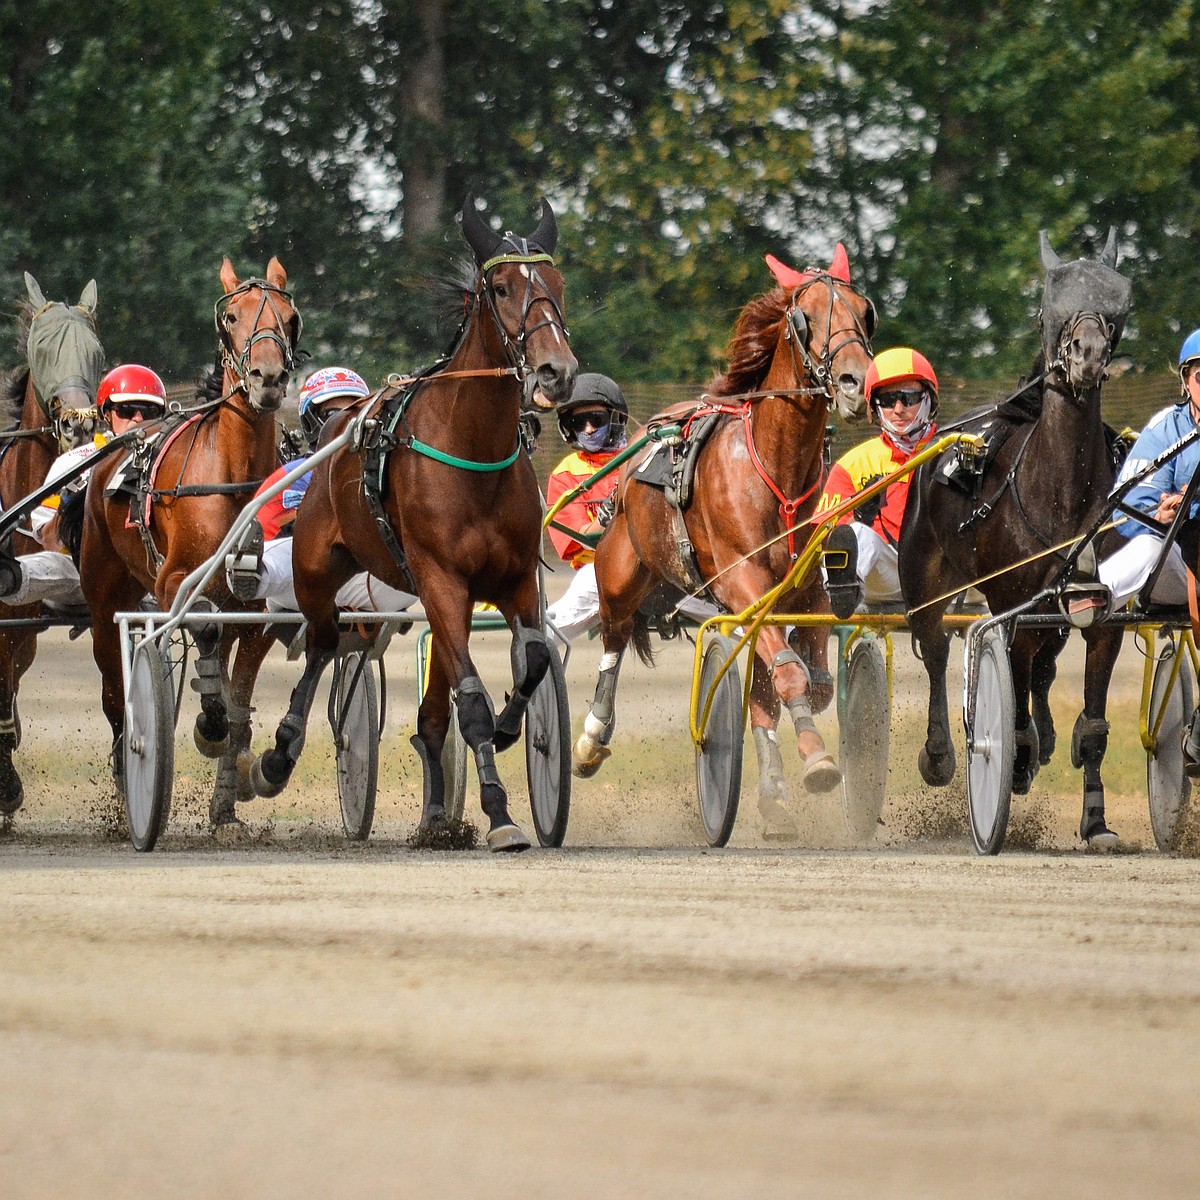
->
[838,374,862,397]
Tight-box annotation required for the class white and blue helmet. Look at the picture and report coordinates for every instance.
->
[298,366,370,446]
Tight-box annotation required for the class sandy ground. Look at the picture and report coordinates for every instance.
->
[2,622,1199,1198]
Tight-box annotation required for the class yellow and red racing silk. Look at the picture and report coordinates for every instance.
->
[545,448,620,568]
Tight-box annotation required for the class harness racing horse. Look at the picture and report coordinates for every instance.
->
[80,258,300,833]
[0,273,105,815]
[571,247,875,839]
[898,229,1132,846]
[250,197,577,851]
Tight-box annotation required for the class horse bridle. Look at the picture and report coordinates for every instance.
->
[782,273,876,399]
[21,303,105,451]
[213,278,303,392]
[476,241,570,396]
[1052,311,1115,395]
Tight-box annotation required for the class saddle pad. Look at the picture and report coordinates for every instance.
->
[632,441,673,489]
[103,445,145,499]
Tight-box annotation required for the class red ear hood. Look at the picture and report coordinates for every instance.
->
[765,243,851,287]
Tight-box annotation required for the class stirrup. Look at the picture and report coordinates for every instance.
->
[225,520,265,602]
[823,525,862,620]
[1058,581,1111,629]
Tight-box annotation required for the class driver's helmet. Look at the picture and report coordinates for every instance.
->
[863,347,939,425]
[1178,328,1200,392]
[555,373,629,452]
[298,366,370,448]
[96,364,167,417]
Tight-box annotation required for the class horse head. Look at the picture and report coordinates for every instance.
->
[1038,228,1132,394]
[215,257,302,413]
[765,245,875,422]
[21,272,105,448]
[458,195,577,408]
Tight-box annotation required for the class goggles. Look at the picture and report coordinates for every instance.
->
[874,386,927,410]
[107,400,163,420]
[563,409,611,436]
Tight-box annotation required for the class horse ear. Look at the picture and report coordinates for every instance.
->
[1039,231,1062,271]
[764,253,808,289]
[828,243,851,283]
[1100,226,1119,268]
[24,272,46,309]
[529,199,558,256]
[220,257,240,294]
[458,194,502,264]
[78,279,98,314]
[266,256,288,290]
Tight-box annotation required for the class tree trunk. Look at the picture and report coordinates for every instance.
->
[398,0,446,242]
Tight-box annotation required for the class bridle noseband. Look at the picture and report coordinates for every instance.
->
[213,278,303,392]
[1052,311,1115,395]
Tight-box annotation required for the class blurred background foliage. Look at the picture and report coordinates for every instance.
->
[0,0,1196,405]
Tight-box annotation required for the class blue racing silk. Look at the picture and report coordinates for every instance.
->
[1113,402,1200,539]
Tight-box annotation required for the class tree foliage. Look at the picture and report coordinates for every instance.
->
[0,0,1196,386]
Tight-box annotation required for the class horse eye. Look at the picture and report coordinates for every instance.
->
[493,283,508,298]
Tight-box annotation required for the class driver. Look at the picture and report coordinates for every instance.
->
[816,347,939,617]
[0,364,166,606]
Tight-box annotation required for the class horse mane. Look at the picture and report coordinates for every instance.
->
[0,299,36,432]
[429,256,478,356]
[196,356,224,403]
[709,288,789,398]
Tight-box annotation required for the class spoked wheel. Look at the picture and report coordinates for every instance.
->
[330,651,379,841]
[838,637,890,842]
[123,639,175,852]
[695,633,744,847]
[1147,646,1193,852]
[526,642,571,847]
[442,699,467,823]
[965,627,1015,855]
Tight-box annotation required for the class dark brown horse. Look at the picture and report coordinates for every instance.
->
[80,257,300,833]
[0,273,105,814]
[571,248,875,838]
[249,197,577,851]
[898,229,1132,846]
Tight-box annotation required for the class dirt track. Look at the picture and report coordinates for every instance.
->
[2,628,1199,1198]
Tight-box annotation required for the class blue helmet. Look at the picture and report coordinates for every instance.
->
[1180,328,1200,377]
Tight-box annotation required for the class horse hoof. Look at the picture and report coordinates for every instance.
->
[571,743,611,779]
[1011,769,1034,796]
[485,823,531,852]
[249,756,286,799]
[802,754,840,794]
[0,766,24,817]
[918,747,955,787]
[194,722,230,759]
[758,800,797,841]
[235,748,256,779]
[212,816,250,845]
[1084,827,1121,852]
[493,724,522,754]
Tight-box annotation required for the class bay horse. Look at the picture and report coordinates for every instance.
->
[249,196,577,851]
[0,273,105,815]
[571,247,875,838]
[80,257,300,833]
[898,229,1132,846]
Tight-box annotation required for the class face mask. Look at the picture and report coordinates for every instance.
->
[577,426,611,453]
[879,396,932,452]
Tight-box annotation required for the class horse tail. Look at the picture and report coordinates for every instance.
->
[58,489,87,568]
[631,610,655,668]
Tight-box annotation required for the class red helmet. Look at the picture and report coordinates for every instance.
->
[864,347,938,403]
[97,364,167,413]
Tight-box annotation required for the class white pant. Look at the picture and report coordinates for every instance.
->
[257,538,417,612]
[545,562,721,643]
[820,522,902,605]
[1098,534,1189,610]
[0,550,86,607]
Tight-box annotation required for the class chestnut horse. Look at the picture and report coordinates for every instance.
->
[80,258,300,833]
[898,230,1132,846]
[0,273,105,814]
[571,247,875,838]
[250,197,577,851]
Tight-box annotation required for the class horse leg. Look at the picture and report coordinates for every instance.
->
[572,645,626,778]
[1074,623,1123,846]
[1030,630,1068,765]
[909,606,957,786]
[0,628,37,816]
[190,602,231,758]
[493,616,552,753]
[411,646,454,829]
[1008,632,1039,795]
[749,663,797,839]
[210,627,274,829]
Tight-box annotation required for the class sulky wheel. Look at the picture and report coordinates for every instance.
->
[695,633,744,847]
[1146,646,1193,852]
[330,651,379,841]
[838,636,890,842]
[526,641,571,847]
[441,699,467,823]
[965,626,1015,855]
[123,638,175,852]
